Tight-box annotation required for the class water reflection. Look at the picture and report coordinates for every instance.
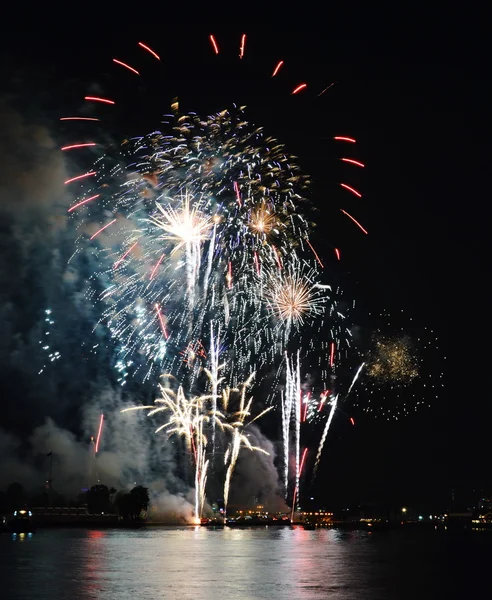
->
[11,532,33,542]
[80,529,108,597]
[1,526,487,600]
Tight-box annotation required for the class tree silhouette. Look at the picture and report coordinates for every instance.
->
[86,484,111,514]
[115,486,149,520]
[130,486,149,515]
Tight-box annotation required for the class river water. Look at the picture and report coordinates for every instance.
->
[1,526,489,599]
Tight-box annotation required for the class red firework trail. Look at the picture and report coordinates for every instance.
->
[292,83,307,94]
[138,42,160,60]
[90,219,116,240]
[272,60,284,77]
[233,181,242,206]
[114,241,139,269]
[341,158,365,168]
[239,34,246,58]
[340,183,362,198]
[340,209,368,234]
[306,239,323,268]
[68,194,100,212]
[155,304,169,339]
[113,58,140,75]
[299,447,308,477]
[334,136,356,143]
[150,252,166,280]
[95,414,104,453]
[318,391,329,411]
[334,248,341,260]
[84,96,115,105]
[61,143,96,151]
[350,417,355,426]
[272,245,282,269]
[59,117,100,121]
[209,34,219,54]
[64,172,96,185]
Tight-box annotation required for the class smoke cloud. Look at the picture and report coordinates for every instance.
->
[0,102,67,216]
[230,425,288,512]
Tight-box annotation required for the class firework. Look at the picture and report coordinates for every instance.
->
[281,352,301,496]
[264,260,328,341]
[348,311,443,420]
[248,201,278,238]
[121,379,213,518]
[151,193,213,255]
[61,33,375,514]
[367,336,418,383]
[282,353,341,508]
[62,34,364,385]
[150,191,213,303]
[62,33,366,394]
[68,106,341,390]
[121,369,270,520]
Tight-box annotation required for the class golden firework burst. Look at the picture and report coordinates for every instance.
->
[367,336,419,384]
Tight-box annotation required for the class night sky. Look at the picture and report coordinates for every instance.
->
[0,5,487,508]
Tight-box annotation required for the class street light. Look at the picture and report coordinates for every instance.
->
[401,507,407,513]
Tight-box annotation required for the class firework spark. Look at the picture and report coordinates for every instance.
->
[151,193,213,253]
[265,261,327,339]
[248,202,277,237]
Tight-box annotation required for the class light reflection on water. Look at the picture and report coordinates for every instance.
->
[1,526,487,599]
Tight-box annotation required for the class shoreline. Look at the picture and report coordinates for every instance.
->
[4,520,489,532]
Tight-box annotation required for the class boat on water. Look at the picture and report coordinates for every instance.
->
[302,523,317,530]
[8,509,36,533]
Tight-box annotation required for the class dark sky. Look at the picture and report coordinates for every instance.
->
[0,4,488,507]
